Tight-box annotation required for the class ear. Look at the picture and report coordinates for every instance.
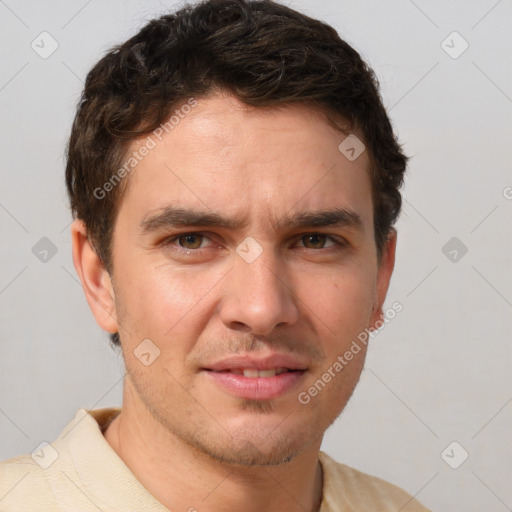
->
[369,229,397,328]
[71,219,118,334]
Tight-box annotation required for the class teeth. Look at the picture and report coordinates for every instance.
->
[257,369,277,378]
[243,369,260,378]
[211,368,293,377]
[239,368,289,378]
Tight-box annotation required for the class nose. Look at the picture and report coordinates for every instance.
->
[219,247,299,336]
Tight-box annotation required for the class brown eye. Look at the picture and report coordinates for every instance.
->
[177,234,204,249]
[302,234,328,249]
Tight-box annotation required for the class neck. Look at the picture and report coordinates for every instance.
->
[104,381,324,512]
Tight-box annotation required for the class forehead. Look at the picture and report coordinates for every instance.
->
[116,92,373,230]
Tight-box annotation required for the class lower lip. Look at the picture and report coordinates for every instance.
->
[204,370,306,400]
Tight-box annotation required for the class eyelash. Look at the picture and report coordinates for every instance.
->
[161,232,347,254]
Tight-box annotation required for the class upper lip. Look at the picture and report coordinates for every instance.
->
[203,353,308,372]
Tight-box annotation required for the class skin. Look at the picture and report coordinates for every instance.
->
[71,91,396,512]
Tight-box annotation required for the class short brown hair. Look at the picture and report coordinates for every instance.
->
[65,0,407,346]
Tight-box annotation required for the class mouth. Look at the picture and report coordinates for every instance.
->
[207,367,295,378]
[201,353,309,400]
[202,367,306,400]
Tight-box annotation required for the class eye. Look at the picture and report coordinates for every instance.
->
[298,233,340,249]
[176,233,207,250]
[162,233,213,252]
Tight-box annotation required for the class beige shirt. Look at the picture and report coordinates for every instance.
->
[0,408,430,511]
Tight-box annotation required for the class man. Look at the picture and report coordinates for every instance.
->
[0,0,430,510]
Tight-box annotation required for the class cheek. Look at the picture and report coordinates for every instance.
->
[119,264,221,341]
[298,265,376,336]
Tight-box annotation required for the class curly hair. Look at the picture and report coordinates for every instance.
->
[65,0,407,347]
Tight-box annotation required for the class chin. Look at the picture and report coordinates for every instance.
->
[190,435,304,467]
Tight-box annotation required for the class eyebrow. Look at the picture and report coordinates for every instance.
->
[139,206,363,235]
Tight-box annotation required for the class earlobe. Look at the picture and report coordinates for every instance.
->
[70,219,118,334]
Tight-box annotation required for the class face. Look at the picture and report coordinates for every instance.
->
[83,92,395,466]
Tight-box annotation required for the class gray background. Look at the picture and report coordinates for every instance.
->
[1,1,511,510]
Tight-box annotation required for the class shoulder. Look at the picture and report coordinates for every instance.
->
[0,408,106,511]
[0,453,58,510]
[319,451,431,512]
